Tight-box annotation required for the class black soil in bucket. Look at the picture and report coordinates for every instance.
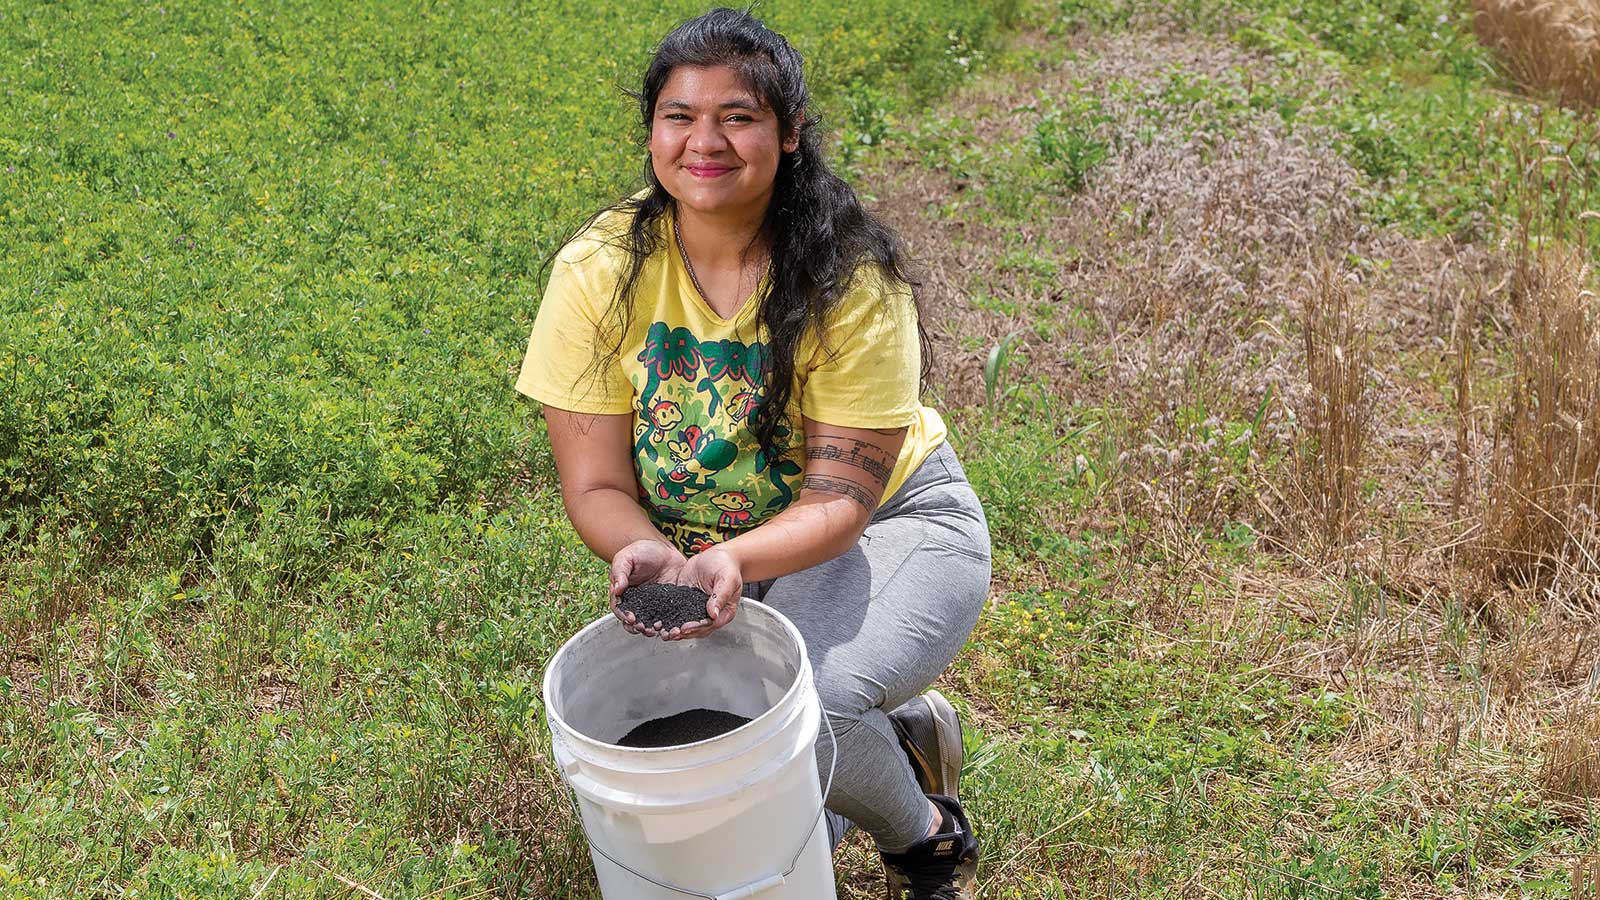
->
[618,583,711,631]
[618,709,752,748]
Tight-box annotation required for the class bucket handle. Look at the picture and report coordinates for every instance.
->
[556,706,840,900]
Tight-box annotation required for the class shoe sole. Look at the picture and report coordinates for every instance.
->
[921,690,962,804]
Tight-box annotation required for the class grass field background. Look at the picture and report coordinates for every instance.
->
[4,0,1599,897]
[0,2,1013,895]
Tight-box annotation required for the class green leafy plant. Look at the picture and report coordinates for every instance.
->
[1033,95,1112,191]
[983,329,1025,411]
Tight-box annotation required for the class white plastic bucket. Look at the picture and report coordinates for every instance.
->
[542,601,837,900]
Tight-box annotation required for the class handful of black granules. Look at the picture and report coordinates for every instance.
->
[617,583,712,632]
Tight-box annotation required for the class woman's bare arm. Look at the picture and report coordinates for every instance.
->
[542,405,671,561]
[714,416,907,583]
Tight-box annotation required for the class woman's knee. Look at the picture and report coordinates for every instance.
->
[812,668,880,724]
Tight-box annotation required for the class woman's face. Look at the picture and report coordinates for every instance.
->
[649,65,797,223]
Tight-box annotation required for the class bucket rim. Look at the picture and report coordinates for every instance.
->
[542,600,811,758]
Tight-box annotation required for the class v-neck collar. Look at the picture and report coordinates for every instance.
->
[667,207,767,327]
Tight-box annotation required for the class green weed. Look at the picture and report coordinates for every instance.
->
[1033,95,1112,191]
[983,330,1025,411]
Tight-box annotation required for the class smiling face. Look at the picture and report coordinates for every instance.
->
[649,65,797,223]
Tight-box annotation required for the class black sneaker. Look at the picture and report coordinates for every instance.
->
[880,794,978,900]
[888,690,963,802]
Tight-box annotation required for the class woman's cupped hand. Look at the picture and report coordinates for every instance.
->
[609,540,742,640]
[673,546,741,639]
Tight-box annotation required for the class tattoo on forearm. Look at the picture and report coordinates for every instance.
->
[802,474,879,511]
[805,441,893,484]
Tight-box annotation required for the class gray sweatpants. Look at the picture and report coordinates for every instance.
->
[742,441,991,853]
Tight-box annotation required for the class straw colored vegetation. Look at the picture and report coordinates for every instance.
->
[1544,701,1600,801]
[6,0,1600,897]
[1478,244,1600,593]
[1474,0,1600,110]
[1292,261,1376,553]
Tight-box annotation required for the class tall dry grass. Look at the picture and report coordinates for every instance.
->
[1293,260,1375,552]
[1544,702,1600,800]
[1474,0,1600,110]
[1577,852,1600,900]
[1479,243,1600,592]
[1452,285,1480,518]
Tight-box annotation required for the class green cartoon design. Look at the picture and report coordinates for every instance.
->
[634,323,701,461]
[754,419,804,511]
[655,425,738,502]
[630,322,804,554]
[697,339,765,416]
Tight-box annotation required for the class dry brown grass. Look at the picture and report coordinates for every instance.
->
[1474,0,1600,110]
[874,30,1357,414]
[1452,284,1481,519]
[1293,260,1376,552]
[1544,701,1600,800]
[1478,244,1600,593]
[863,19,1600,897]
[1577,853,1600,900]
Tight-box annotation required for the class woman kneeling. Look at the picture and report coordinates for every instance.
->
[516,9,991,897]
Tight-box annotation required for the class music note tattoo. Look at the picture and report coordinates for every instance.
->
[805,441,893,484]
[808,431,896,476]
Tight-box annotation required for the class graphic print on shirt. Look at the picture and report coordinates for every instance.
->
[633,321,804,554]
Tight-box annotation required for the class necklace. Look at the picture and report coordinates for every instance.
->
[672,212,771,312]
[671,213,713,306]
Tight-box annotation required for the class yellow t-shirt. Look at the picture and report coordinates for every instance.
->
[516,206,947,555]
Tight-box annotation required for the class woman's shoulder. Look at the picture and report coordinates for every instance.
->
[801,260,917,366]
[553,195,662,277]
[554,208,630,272]
[829,260,915,331]
[839,260,911,303]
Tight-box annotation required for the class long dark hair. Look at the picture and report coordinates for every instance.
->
[562,7,928,464]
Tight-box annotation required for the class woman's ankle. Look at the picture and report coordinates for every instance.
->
[924,797,945,838]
